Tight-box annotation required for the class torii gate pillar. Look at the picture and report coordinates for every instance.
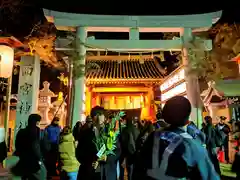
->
[71,27,87,127]
[182,28,203,128]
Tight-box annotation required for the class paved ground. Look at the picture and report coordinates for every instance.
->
[4,156,236,180]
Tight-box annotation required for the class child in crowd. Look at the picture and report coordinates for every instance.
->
[58,126,80,180]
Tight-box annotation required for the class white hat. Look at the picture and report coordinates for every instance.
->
[0,128,5,143]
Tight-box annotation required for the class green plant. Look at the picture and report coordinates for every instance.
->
[185,35,235,82]
[64,33,101,79]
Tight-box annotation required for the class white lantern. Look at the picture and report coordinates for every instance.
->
[0,45,14,78]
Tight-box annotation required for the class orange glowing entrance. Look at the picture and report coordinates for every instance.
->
[84,58,164,120]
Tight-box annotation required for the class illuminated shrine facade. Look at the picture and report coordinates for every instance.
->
[160,67,187,108]
[84,58,164,120]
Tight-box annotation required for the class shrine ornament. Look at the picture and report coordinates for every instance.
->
[0,45,14,78]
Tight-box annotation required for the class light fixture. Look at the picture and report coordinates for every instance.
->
[0,45,14,78]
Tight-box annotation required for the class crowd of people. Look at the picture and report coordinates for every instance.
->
[0,95,240,179]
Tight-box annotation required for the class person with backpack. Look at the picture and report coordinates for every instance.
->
[133,96,219,180]
[12,114,50,180]
[44,117,61,177]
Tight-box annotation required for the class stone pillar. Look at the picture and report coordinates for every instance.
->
[72,27,87,127]
[14,55,40,142]
[181,28,203,128]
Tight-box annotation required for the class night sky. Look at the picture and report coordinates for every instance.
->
[0,2,239,94]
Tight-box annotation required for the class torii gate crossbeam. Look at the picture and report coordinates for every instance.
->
[43,9,222,127]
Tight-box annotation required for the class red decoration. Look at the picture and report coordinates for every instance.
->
[218,150,225,163]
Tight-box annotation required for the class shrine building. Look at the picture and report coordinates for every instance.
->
[84,57,164,120]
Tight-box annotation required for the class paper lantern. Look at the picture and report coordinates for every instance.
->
[0,45,14,78]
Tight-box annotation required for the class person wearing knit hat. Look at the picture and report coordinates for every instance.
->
[162,96,191,127]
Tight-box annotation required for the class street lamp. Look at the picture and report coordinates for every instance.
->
[0,45,14,78]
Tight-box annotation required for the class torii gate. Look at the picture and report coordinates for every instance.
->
[44,9,222,127]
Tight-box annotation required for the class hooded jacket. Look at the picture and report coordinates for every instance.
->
[13,114,50,175]
[58,132,80,172]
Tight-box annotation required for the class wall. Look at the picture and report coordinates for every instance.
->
[102,95,142,110]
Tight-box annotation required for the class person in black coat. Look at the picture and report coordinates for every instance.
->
[12,114,50,180]
[76,106,120,180]
[119,118,140,180]
[215,116,231,163]
[0,128,7,168]
[203,116,221,176]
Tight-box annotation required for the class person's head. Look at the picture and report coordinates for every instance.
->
[28,114,41,128]
[62,126,72,135]
[219,116,227,124]
[162,96,191,127]
[51,117,60,126]
[204,116,212,125]
[107,114,114,124]
[85,115,93,128]
[91,106,105,127]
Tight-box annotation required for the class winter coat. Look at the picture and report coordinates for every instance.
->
[133,127,220,180]
[12,126,50,176]
[76,126,121,180]
[203,124,218,149]
[120,124,140,164]
[59,132,80,173]
[45,124,61,145]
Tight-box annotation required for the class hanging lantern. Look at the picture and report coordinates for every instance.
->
[0,45,14,78]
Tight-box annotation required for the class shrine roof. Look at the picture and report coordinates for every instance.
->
[86,58,164,85]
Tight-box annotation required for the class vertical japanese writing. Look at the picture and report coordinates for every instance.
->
[22,66,34,77]
[18,100,32,115]
[20,83,32,96]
